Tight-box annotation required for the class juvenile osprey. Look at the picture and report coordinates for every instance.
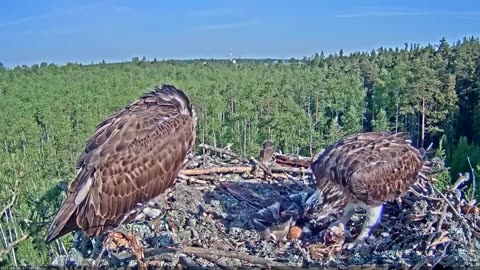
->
[259,140,274,164]
[46,84,196,243]
[304,132,431,249]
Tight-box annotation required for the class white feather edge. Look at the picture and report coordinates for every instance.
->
[74,176,93,205]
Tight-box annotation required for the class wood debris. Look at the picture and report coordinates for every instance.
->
[47,142,480,269]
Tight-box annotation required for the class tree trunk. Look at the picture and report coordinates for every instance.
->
[202,117,206,155]
[395,99,399,133]
[243,119,247,157]
[308,95,313,157]
[212,124,217,149]
[420,96,425,148]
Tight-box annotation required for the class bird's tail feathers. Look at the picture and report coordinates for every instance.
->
[45,196,79,243]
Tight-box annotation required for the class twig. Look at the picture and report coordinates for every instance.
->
[436,203,449,232]
[452,172,470,190]
[192,253,230,269]
[181,166,253,176]
[117,246,289,269]
[271,166,312,174]
[467,157,477,201]
[275,154,312,168]
[181,246,289,269]
[431,241,451,269]
[408,188,442,201]
[177,173,189,180]
[178,254,206,270]
[430,183,473,243]
[198,144,250,163]
[271,173,288,180]
[196,175,220,181]
[0,234,29,261]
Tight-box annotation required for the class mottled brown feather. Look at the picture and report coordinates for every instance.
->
[46,84,196,243]
[311,132,425,207]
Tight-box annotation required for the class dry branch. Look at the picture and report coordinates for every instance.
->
[181,166,253,176]
[180,165,310,177]
[467,157,477,201]
[452,173,470,190]
[430,183,474,242]
[275,154,312,168]
[181,246,289,269]
[117,246,289,269]
[270,166,312,174]
[0,234,29,262]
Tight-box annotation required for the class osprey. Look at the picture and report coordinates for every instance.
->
[46,84,196,243]
[304,132,431,249]
[259,140,274,164]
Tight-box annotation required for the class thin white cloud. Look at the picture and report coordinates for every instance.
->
[0,3,138,30]
[190,21,259,32]
[0,4,102,29]
[0,13,52,28]
[187,8,241,17]
[334,8,480,18]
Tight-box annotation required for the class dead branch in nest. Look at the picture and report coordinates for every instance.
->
[192,253,230,269]
[180,165,310,177]
[0,234,29,262]
[270,166,312,174]
[116,246,289,269]
[182,246,289,269]
[181,166,253,176]
[275,154,312,168]
[408,188,442,202]
[271,173,288,180]
[198,144,250,163]
[436,203,449,232]
[429,183,474,243]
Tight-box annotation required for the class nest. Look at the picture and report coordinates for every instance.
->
[50,144,480,269]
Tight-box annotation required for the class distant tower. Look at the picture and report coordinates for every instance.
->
[230,48,236,64]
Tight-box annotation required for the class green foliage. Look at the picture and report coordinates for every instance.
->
[450,137,480,179]
[433,135,452,191]
[372,109,390,132]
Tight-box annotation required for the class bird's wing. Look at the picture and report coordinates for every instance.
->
[312,132,424,205]
[46,85,196,242]
[347,144,423,205]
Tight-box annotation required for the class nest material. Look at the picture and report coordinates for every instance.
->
[50,145,480,269]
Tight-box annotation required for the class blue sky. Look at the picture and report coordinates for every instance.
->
[1,0,480,67]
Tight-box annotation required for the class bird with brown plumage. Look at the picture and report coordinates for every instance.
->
[259,140,274,164]
[304,132,432,250]
[45,84,196,263]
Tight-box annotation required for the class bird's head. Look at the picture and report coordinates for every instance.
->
[302,185,348,222]
[304,190,331,220]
